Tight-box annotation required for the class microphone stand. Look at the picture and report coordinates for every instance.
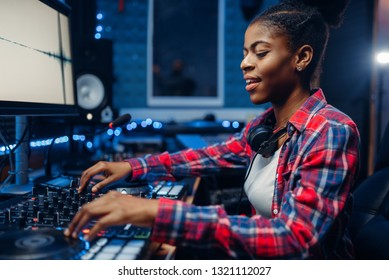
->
[44,136,61,178]
[0,116,33,195]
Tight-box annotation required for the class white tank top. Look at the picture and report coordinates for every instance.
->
[244,148,281,218]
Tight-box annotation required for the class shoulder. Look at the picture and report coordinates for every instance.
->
[309,104,358,133]
[301,104,360,152]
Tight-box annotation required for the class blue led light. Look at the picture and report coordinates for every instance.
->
[28,136,69,148]
[86,141,93,149]
[232,121,240,129]
[73,134,86,141]
[95,33,102,39]
[114,128,122,136]
[0,144,16,154]
[96,13,103,20]
[96,25,103,32]
[54,136,69,144]
[126,122,138,131]
[222,120,231,128]
[107,129,114,136]
[1,136,74,154]
[153,121,163,129]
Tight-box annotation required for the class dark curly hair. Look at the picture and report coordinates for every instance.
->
[250,0,350,82]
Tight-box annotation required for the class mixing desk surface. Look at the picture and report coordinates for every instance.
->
[0,176,188,260]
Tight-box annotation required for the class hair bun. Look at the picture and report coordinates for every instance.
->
[302,0,350,27]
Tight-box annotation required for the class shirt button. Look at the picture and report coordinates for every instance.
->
[273,209,278,215]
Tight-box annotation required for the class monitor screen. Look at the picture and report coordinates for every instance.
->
[0,0,78,116]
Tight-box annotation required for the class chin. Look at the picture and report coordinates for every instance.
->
[249,94,268,105]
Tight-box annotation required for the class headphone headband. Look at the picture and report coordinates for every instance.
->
[247,124,287,157]
[256,126,287,157]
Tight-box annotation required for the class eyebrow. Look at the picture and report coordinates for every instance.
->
[243,40,271,52]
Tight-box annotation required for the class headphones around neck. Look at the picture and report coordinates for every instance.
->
[237,121,288,215]
[236,117,288,215]
[247,123,288,157]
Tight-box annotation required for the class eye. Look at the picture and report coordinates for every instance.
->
[256,51,269,58]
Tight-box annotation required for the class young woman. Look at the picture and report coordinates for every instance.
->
[65,0,360,259]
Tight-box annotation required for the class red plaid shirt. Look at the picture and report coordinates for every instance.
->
[127,89,360,259]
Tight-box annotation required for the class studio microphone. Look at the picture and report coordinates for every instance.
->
[93,114,132,135]
[108,113,132,129]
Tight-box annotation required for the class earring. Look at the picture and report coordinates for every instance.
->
[297,66,302,71]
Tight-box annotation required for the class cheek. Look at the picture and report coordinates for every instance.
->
[263,65,295,94]
[262,58,290,80]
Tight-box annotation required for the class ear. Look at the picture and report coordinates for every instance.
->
[294,45,313,71]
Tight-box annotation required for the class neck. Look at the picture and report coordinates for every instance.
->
[272,87,311,128]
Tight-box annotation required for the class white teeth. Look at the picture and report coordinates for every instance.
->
[246,79,257,84]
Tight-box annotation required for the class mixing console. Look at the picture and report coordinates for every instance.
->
[0,176,188,260]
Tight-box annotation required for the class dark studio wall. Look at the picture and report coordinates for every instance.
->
[320,0,374,183]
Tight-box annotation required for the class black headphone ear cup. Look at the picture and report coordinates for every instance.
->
[247,125,273,152]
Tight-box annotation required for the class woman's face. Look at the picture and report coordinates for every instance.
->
[241,23,297,105]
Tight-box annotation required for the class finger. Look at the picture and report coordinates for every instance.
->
[66,199,109,238]
[71,207,100,239]
[86,212,122,241]
[79,162,107,192]
[78,193,126,240]
[64,209,84,237]
[92,174,106,182]
[65,195,103,233]
[91,175,118,193]
[79,170,95,193]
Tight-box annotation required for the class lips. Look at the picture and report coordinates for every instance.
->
[245,78,260,91]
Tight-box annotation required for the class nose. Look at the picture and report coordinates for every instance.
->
[240,55,254,72]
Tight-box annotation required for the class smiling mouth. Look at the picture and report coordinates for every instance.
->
[245,79,260,85]
[245,79,260,91]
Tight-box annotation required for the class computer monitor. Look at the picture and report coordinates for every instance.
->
[0,0,78,116]
[0,0,78,194]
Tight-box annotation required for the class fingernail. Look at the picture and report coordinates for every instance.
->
[84,235,89,241]
[72,232,78,239]
[64,229,69,236]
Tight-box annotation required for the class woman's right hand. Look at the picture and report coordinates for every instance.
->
[78,161,133,193]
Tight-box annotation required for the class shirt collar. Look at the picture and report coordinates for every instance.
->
[257,88,327,133]
[288,88,327,133]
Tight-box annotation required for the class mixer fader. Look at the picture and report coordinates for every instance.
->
[0,175,188,260]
